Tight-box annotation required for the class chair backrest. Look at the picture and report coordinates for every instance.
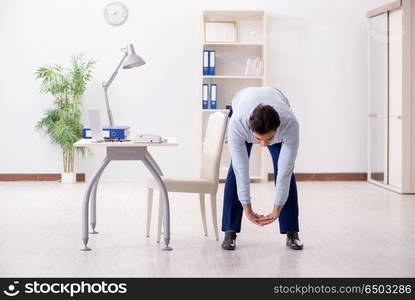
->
[201,112,228,190]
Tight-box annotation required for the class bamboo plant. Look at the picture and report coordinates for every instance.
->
[35,54,95,175]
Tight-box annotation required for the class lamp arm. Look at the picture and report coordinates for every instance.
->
[102,51,128,126]
[102,51,128,90]
[103,89,114,126]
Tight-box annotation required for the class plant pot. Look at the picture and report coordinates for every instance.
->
[61,172,76,184]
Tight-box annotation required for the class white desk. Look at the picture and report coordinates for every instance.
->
[74,138,178,251]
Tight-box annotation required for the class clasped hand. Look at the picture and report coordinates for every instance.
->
[243,204,283,226]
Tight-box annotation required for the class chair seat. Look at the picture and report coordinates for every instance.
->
[146,112,226,242]
[147,177,215,193]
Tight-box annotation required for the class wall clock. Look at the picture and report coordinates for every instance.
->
[104,2,128,26]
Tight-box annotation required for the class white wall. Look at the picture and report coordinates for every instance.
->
[0,0,390,180]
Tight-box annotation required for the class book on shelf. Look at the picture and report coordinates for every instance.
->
[208,50,216,75]
[202,50,216,75]
[209,84,217,109]
[202,83,209,109]
[203,50,209,75]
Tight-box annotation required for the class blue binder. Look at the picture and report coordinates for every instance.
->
[208,50,216,75]
[202,84,209,109]
[203,50,209,75]
[210,84,217,109]
[82,126,130,140]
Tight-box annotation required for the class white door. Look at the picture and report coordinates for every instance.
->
[368,13,388,183]
[388,8,403,188]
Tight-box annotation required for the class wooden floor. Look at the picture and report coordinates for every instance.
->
[0,181,414,277]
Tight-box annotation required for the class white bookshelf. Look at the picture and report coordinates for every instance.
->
[202,109,228,113]
[203,75,265,79]
[204,42,264,46]
[200,10,267,182]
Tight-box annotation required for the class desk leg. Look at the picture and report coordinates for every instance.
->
[145,151,164,176]
[142,158,172,251]
[90,172,103,234]
[81,158,110,251]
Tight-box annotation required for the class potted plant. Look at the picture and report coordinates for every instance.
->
[35,54,95,183]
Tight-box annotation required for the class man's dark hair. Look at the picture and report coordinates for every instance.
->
[249,104,280,134]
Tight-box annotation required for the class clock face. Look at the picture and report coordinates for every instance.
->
[104,2,128,26]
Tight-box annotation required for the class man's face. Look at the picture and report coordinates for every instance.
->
[253,130,276,147]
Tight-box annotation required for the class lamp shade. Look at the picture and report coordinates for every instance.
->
[122,44,146,69]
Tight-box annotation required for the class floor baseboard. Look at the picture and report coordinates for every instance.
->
[268,173,367,181]
[0,173,367,183]
[0,174,86,182]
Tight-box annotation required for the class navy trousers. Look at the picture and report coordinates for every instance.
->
[221,142,300,234]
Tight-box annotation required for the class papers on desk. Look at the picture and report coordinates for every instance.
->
[133,134,166,143]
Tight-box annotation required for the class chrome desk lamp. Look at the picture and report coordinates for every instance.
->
[102,44,145,126]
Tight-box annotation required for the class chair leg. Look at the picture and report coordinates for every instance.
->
[157,191,163,243]
[146,187,154,237]
[199,193,208,236]
[210,193,219,241]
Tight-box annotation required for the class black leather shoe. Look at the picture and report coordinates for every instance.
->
[286,231,303,250]
[221,231,237,250]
